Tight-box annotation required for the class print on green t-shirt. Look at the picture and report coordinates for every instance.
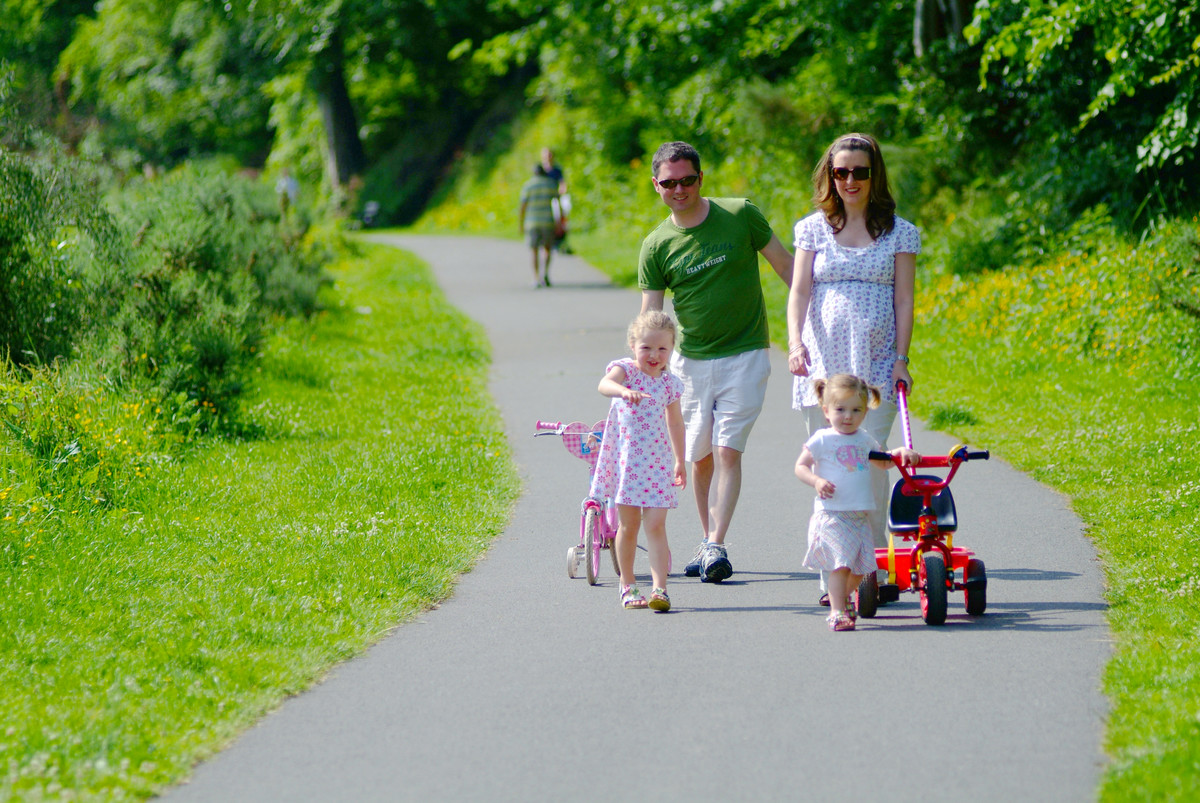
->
[638,198,774,360]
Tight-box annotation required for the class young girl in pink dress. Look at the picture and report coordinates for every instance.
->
[589,311,687,611]
[794,374,919,631]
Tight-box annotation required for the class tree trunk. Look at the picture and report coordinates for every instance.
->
[914,0,975,57]
[310,26,365,189]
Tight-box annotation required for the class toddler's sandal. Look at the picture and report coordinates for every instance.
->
[828,612,856,632]
[621,585,647,609]
[648,587,671,612]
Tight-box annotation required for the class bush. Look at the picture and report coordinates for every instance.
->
[920,219,1200,380]
[1147,218,1200,332]
[1,141,328,439]
[0,150,116,365]
[83,166,326,431]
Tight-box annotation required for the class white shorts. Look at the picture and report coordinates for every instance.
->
[669,349,770,462]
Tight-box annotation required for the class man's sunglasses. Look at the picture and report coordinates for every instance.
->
[656,174,700,190]
[831,166,872,181]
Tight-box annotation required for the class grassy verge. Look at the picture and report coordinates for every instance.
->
[0,243,519,799]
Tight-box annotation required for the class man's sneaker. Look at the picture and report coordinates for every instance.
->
[699,542,733,583]
[683,542,708,577]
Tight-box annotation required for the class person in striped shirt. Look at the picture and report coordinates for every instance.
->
[519,164,560,288]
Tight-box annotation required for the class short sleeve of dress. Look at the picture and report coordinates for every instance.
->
[665,372,684,404]
[606,358,638,384]
[892,217,921,255]
[793,213,822,252]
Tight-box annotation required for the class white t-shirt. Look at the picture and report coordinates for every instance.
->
[805,428,882,512]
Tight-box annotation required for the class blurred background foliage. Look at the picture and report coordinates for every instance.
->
[2,0,1199,491]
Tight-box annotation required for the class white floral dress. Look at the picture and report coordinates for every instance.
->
[588,358,683,508]
[792,212,921,407]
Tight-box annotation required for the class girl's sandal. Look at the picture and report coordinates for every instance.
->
[621,585,647,609]
[828,612,856,632]
[647,587,671,612]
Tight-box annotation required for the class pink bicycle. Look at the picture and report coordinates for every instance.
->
[534,419,622,584]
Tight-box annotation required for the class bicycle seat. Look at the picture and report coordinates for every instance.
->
[887,476,957,534]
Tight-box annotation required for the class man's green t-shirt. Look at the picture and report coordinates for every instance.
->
[638,198,774,360]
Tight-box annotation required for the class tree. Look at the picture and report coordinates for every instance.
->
[969,0,1200,171]
[0,0,95,134]
[57,0,274,164]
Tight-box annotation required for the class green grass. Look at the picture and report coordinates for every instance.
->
[0,243,519,799]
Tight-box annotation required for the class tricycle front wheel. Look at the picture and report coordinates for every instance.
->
[920,552,948,626]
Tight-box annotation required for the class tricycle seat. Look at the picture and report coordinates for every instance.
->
[887,476,957,534]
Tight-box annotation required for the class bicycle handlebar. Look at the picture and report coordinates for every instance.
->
[534,420,562,433]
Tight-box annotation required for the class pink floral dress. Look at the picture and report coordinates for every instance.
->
[792,212,921,407]
[588,358,683,508]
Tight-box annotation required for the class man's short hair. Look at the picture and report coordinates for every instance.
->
[652,141,701,177]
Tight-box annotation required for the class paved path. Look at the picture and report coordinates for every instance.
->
[166,235,1109,802]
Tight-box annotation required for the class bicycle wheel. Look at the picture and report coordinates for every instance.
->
[605,506,621,576]
[584,507,602,585]
[920,551,948,626]
[607,539,621,576]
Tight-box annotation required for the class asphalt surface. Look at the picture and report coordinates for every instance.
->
[165,234,1109,802]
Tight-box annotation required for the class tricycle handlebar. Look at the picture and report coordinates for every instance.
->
[869,447,989,468]
[534,420,563,434]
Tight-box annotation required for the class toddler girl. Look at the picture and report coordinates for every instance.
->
[589,310,686,611]
[794,374,919,630]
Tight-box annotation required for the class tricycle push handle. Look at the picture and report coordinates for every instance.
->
[895,380,914,450]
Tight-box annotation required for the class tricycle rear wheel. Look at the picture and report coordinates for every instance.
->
[920,552,948,626]
[964,557,987,616]
[857,573,879,619]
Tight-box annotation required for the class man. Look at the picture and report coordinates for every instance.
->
[540,147,570,252]
[518,163,559,287]
[639,141,793,582]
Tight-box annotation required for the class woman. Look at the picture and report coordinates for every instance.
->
[786,132,920,606]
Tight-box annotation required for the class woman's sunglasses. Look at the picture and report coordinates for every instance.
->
[656,174,700,190]
[831,167,872,181]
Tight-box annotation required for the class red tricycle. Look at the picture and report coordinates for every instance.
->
[857,381,990,626]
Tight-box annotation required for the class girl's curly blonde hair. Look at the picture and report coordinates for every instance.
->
[627,309,677,349]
